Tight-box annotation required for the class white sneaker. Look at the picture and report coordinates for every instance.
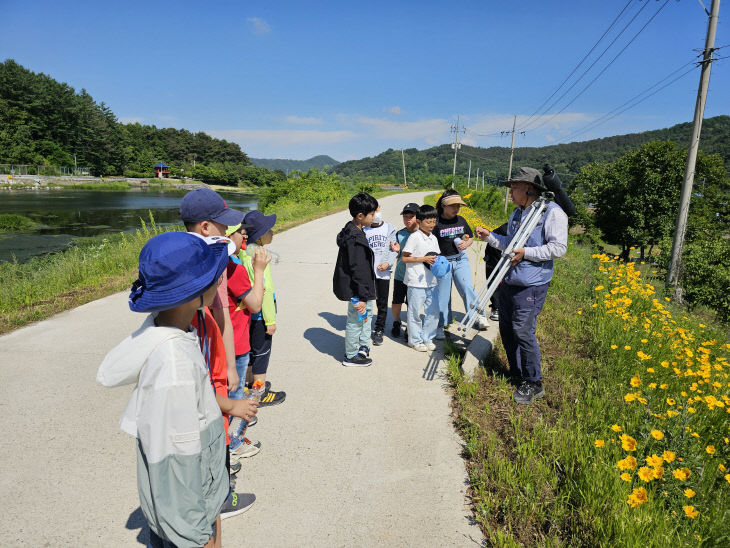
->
[230,437,261,460]
[434,328,446,340]
[409,342,428,352]
[476,316,489,330]
[425,341,436,351]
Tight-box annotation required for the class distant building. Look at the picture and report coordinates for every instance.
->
[154,162,170,178]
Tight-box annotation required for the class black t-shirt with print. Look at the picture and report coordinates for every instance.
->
[434,215,473,256]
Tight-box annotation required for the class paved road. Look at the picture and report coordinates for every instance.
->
[0,192,485,547]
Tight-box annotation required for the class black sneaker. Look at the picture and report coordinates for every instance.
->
[259,388,286,407]
[513,381,545,404]
[372,330,384,346]
[489,309,499,322]
[358,345,370,358]
[220,492,256,519]
[342,354,372,367]
[390,321,402,337]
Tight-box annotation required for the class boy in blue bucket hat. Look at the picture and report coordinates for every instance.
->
[97,232,257,546]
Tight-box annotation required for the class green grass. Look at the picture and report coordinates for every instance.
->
[445,240,730,546]
[66,182,131,191]
[0,214,37,232]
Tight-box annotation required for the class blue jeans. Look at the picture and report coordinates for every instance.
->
[406,286,439,345]
[345,300,373,358]
[228,353,250,451]
[496,283,550,382]
[437,253,478,327]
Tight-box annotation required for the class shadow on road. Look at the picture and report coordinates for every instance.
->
[303,327,344,362]
[318,311,346,330]
[125,506,148,545]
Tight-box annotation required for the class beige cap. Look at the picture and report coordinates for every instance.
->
[441,195,467,206]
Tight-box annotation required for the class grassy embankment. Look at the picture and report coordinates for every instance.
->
[442,198,730,545]
[0,187,403,334]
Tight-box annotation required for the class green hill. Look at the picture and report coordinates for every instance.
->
[331,116,730,185]
[250,155,339,172]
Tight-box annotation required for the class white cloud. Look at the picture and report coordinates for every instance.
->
[283,115,324,125]
[388,106,402,115]
[247,17,271,35]
[119,116,144,124]
[545,134,556,143]
[206,128,357,146]
[355,116,449,141]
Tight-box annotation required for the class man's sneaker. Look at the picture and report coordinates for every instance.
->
[372,330,384,346]
[390,321,402,337]
[425,341,436,351]
[220,492,256,519]
[342,354,372,367]
[230,437,262,459]
[259,388,286,407]
[434,328,446,340]
[489,309,499,322]
[358,345,370,357]
[230,460,242,475]
[513,381,545,405]
[409,342,428,352]
[476,316,489,330]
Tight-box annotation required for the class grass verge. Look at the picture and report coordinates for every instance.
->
[445,241,730,546]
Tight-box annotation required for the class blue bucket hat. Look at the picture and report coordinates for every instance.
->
[244,210,277,243]
[180,188,245,226]
[128,232,230,313]
[425,252,451,279]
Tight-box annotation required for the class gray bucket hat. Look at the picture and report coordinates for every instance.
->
[501,167,547,193]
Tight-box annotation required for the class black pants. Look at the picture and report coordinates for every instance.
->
[374,278,390,332]
[249,319,272,375]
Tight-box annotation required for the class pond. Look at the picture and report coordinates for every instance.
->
[0,189,259,263]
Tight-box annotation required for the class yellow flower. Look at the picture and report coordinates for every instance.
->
[617,455,638,470]
[463,193,473,199]
[673,468,691,481]
[706,445,716,455]
[625,345,632,350]
[595,439,605,448]
[683,505,699,519]
[684,489,696,498]
[630,374,641,387]
[611,344,618,350]
[652,466,665,479]
[637,351,652,360]
[725,474,730,484]
[666,398,676,406]
[662,450,676,463]
[620,434,637,451]
[627,487,648,508]
[650,430,664,440]
[624,393,637,402]
[611,424,623,432]
[641,338,648,343]
[659,383,668,389]
[646,368,655,373]
[646,454,664,467]
[620,472,632,482]
[719,464,727,472]
[594,285,604,291]
[638,466,654,482]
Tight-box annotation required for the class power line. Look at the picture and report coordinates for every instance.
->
[527,0,671,134]
[519,0,636,130]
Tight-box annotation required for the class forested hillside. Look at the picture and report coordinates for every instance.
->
[250,155,339,172]
[332,116,730,185]
[0,59,279,185]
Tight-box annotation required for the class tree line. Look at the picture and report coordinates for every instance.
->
[0,59,285,186]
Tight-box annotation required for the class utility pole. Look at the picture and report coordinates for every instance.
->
[450,116,466,187]
[475,167,479,189]
[482,172,485,190]
[401,149,408,188]
[501,115,525,212]
[467,160,472,187]
[666,0,720,298]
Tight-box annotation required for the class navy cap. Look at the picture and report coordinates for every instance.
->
[400,203,419,215]
[243,210,277,243]
[180,188,245,226]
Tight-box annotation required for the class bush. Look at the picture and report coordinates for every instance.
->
[0,214,36,232]
[259,169,346,210]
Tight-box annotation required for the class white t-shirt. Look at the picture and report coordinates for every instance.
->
[402,229,440,288]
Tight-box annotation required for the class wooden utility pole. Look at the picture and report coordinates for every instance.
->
[666,0,720,298]
[401,149,408,188]
[504,115,517,212]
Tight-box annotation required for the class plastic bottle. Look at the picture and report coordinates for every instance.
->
[350,297,368,322]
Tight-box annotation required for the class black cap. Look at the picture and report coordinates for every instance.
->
[400,202,419,215]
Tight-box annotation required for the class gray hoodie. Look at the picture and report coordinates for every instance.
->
[97,314,228,547]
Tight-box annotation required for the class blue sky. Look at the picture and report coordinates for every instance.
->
[3,0,729,161]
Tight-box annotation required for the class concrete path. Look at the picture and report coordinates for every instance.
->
[0,192,486,547]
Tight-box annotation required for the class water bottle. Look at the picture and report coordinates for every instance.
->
[350,297,368,322]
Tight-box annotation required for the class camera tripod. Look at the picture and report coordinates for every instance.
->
[456,192,554,334]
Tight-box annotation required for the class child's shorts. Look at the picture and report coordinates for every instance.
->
[392,279,407,305]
